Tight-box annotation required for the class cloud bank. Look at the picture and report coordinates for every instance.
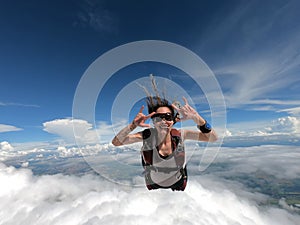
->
[225,116,300,141]
[0,163,299,225]
[41,116,300,148]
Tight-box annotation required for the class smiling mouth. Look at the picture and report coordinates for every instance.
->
[159,124,169,129]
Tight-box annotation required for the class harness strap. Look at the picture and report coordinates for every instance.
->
[144,167,188,191]
[147,165,183,174]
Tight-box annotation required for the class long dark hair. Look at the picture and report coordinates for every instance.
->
[139,74,176,118]
[146,96,175,116]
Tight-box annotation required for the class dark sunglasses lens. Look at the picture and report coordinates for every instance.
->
[152,113,173,122]
[164,114,173,121]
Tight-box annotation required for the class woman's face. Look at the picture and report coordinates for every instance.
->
[152,106,174,132]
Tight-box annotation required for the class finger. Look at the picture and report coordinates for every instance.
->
[138,105,145,114]
[182,96,189,105]
[172,100,181,108]
[145,112,156,119]
[171,103,180,111]
[177,115,186,122]
[139,122,151,128]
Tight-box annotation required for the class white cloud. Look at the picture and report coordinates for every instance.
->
[0,140,55,162]
[279,198,300,213]
[270,116,300,134]
[200,145,300,180]
[43,118,125,145]
[0,101,39,107]
[278,106,300,116]
[43,118,92,138]
[43,118,97,144]
[0,163,299,225]
[199,1,300,111]
[57,146,73,157]
[215,58,300,110]
[0,141,14,151]
[0,124,22,133]
[226,116,300,139]
[0,141,17,160]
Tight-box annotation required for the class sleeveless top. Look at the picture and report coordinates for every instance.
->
[141,128,185,188]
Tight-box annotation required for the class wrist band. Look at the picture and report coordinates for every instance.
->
[197,121,212,133]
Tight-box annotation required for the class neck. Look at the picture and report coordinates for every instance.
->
[157,129,171,144]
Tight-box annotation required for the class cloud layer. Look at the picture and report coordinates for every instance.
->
[41,115,300,148]
[0,163,299,225]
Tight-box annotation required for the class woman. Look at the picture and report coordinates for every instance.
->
[112,94,218,191]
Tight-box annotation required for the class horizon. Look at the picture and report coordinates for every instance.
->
[1,1,300,224]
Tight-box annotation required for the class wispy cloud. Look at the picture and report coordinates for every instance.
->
[278,106,300,115]
[0,124,22,133]
[198,0,300,112]
[74,0,118,33]
[0,102,39,108]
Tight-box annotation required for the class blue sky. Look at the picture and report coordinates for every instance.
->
[1,0,300,145]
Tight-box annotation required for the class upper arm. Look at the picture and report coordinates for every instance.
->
[181,129,217,142]
[112,131,143,146]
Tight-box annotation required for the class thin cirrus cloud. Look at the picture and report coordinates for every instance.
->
[74,0,118,33]
[0,101,39,108]
[197,0,300,112]
[278,106,300,116]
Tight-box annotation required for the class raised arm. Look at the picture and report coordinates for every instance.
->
[172,97,218,142]
[112,106,155,146]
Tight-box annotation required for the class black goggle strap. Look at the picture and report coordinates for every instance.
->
[172,101,181,125]
[173,112,180,124]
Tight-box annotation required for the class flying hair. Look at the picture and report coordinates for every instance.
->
[137,74,175,116]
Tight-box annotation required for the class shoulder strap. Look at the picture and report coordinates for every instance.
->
[141,128,155,165]
[141,128,185,167]
[171,129,185,168]
[170,128,181,137]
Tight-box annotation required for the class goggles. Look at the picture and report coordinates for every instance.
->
[151,113,174,122]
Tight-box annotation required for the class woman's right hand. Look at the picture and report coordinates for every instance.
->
[132,105,155,128]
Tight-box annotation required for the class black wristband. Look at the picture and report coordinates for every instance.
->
[197,121,212,133]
